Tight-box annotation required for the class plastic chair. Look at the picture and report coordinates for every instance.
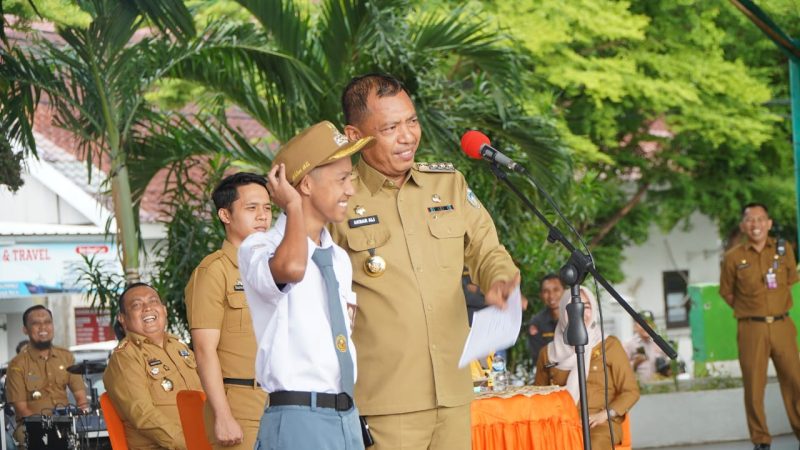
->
[176,390,212,450]
[617,413,632,450]
[99,392,128,450]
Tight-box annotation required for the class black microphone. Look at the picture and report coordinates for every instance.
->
[460,130,526,174]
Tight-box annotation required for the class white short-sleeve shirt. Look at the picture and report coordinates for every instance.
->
[238,213,358,394]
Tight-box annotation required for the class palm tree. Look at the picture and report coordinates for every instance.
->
[0,0,316,284]
[171,0,571,186]
[142,0,573,340]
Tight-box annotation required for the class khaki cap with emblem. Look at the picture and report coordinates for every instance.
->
[273,121,374,186]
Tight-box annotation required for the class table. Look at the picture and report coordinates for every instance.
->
[471,385,582,450]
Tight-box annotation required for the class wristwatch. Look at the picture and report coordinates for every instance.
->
[608,408,618,418]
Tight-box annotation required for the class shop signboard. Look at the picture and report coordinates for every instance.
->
[0,242,121,297]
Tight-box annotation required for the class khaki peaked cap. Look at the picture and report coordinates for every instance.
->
[273,121,374,186]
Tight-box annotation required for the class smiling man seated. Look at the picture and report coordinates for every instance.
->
[103,283,203,450]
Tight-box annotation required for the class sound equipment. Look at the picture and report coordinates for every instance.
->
[24,415,76,450]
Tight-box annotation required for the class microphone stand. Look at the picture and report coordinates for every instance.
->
[486,162,677,450]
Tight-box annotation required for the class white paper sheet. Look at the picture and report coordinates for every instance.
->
[458,286,522,368]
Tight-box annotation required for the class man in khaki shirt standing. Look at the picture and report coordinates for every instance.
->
[6,305,89,449]
[104,283,203,450]
[185,173,271,448]
[720,202,800,450]
[332,73,520,450]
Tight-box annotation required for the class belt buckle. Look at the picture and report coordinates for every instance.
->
[766,316,775,324]
[335,393,352,411]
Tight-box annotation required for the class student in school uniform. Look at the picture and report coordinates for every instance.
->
[238,121,374,450]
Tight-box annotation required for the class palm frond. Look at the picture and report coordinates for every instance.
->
[235,0,310,58]
[129,0,195,40]
[160,22,324,141]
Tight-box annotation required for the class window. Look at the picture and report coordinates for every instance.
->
[663,270,689,328]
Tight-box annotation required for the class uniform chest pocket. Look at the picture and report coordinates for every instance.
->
[426,215,465,269]
[24,373,45,396]
[736,264,764,294]
[179,351,198,369]
[225,291,251,333]
[345,224,391,275]
[146,365,175,406]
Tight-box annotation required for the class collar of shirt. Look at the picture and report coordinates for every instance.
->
[356,158,424,195]
[222,239,239,268]
[25,346,62,361]
[125,331,174,347]
[273,213,336,249]
[745,236,775,253]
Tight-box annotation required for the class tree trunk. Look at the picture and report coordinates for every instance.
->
[589,182,650,249]
[111,163,140,284]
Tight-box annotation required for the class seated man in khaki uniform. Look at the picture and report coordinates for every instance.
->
[104,283,203,450]
[6,305,89,450]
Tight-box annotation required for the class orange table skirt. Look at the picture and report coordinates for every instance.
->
[471,389,583,450]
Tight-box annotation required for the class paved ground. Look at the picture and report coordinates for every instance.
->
[650,434,797,450]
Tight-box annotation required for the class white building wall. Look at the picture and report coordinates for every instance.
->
[1,176,57,223]
[616,211,722,322]
[0,175,89,226]
[599,211,723,375]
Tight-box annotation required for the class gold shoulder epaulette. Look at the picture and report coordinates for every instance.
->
[416,162,455,173]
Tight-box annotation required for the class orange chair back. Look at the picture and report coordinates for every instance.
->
[99,392,128,450]
[617,413,632,450]
[177,390,212,450]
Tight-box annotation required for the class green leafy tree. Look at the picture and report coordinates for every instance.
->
[0,0,197,284]
[152,0,574,358]
[0,0,314,289]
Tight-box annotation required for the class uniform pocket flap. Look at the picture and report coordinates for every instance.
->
[345,225,390,251]
[147,366,167,380]
[427,217,465,239]
[226,291,248,309]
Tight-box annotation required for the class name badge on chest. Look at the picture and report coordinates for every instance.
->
[349,215,379,229]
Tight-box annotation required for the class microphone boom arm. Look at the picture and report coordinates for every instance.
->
[486,162,677,358]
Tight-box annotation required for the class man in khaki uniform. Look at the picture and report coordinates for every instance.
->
[6,305,89,449]
[104,283,203,450]
[720,202,800,450]
[185,172,270,448]
[333,73,520,449]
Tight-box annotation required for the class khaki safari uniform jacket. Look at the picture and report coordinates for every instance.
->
[6,345,84,419]
[720,238,800,443]
[103,332,202,450]
[534,336,640,450]
[185,240,267,448]
[330,159,517,415]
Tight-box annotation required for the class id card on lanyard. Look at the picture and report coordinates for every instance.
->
[766,255,779,290]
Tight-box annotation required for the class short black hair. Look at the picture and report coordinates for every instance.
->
[540,273,564,289]
[118,282,155,315]
[211,172,268,216]
[742,202,769,218]
[23,305,52,328]
[342,73,410,126]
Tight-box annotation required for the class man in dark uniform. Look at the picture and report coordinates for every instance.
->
[332,73,520,450]
[527,273,564,365]
[5,305,88,450]
[720,202,800,450]
[185,173,270,449]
